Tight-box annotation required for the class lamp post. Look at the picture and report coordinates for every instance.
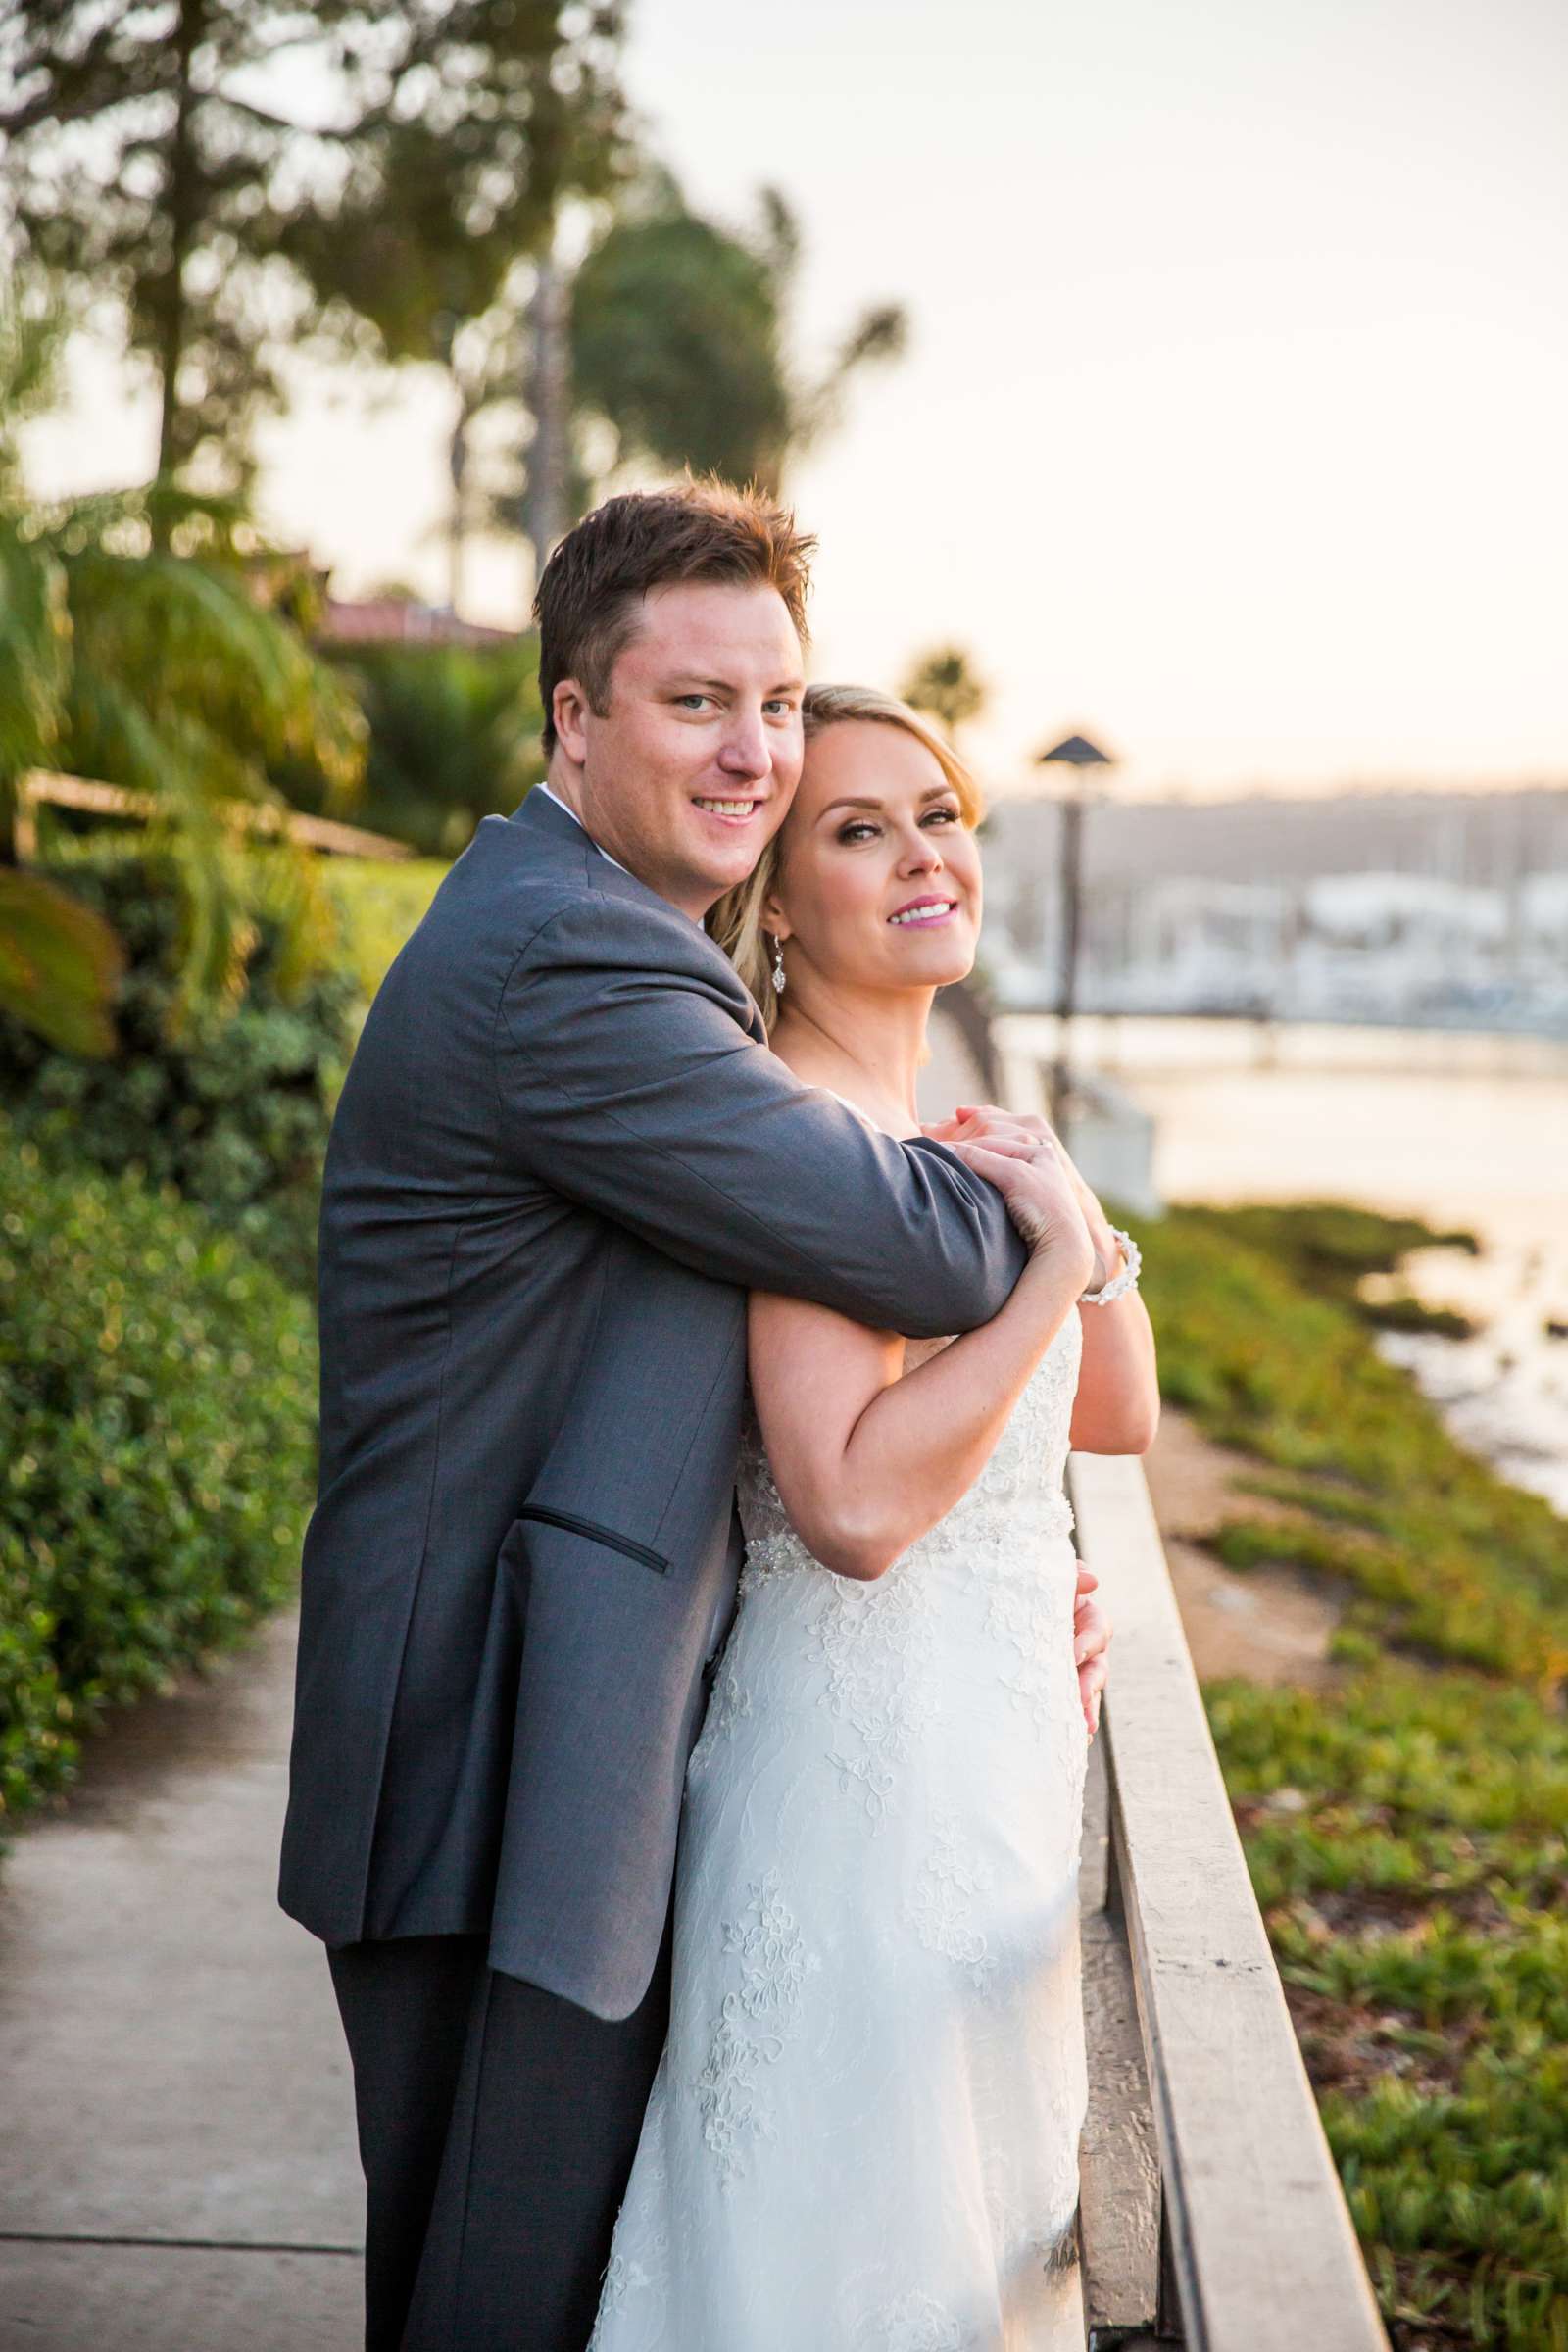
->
[1035,731,1114,1140]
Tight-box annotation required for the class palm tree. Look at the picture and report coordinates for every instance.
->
[500,173,907,583]
[900,646,988,742]
[569,177,907,500]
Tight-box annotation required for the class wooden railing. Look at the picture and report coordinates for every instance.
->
[1069,1449,1388,2350]
[13,769,413,862]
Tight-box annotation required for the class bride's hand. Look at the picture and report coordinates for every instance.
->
[1073,1560,1110,1741]
[923,1107,1096,1280]
[926,1105,1119,1289]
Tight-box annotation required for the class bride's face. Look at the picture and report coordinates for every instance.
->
[763,721,982,997]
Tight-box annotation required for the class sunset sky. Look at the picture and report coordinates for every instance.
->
[21,0,1568,798]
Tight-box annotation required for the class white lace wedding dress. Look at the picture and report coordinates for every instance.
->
[587,1307,1090,2351]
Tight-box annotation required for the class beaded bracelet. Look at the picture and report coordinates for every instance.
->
[1080,1225,1141,1304]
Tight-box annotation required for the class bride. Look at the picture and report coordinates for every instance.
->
[587,682,1159,2350]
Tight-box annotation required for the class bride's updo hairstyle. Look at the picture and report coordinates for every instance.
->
[710,682,985,1032]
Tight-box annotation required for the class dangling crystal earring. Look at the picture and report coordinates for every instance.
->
[770,935,787,996]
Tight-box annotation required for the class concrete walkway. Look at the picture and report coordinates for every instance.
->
[0,1604,365,2352]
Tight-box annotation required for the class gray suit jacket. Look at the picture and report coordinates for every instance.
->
[277,786,1028,2017]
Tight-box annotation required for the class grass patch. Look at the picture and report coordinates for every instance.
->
[1120,1197,1568,2350]
[1190,1200,1484,1339]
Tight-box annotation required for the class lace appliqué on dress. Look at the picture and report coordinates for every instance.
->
[810,1553,939,1833]
[853,2289,964,2350]
[585,2130,670,2347]
[906,1802,996,1994]
[593,2246,655,2328]
[687,1647,752,1780]
[694,1870,820,2190]
[984,1574,1072,1737]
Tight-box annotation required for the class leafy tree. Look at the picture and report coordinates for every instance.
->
[0,0,358,500]
[284,1,627,609]
[0,0,626,537]
[438,169,911,592]
[569,174,907,501]
[901,645,988,740]
[0,257,62,497]
[287,2,624,368]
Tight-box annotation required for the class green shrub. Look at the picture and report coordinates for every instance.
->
[299,639,543,857]
[321,855,450,1007]
[0,1129,317,1828]
[0,848,359,1291]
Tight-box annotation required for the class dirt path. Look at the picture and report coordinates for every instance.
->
[1138,1405,1343,1689]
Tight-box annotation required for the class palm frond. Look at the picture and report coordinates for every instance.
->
[0,867,124,1056]
[67,544,368,802]
[69,676,257,1014]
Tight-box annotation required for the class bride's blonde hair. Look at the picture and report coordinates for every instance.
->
[710,682,985,1032]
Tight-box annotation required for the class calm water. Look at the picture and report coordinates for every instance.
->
[1003,1017,1568,1518]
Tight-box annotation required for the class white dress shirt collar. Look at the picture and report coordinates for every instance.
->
[536,780,632,877]
[534,779,712,934]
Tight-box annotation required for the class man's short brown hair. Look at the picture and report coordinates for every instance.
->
[532,476,816,757]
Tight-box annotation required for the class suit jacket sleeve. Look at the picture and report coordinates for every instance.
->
[495,891,1029,1340]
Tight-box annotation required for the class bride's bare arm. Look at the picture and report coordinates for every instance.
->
[748,1219,1091,1584]
[924,1106,1160,1455]
[1068,1269,1159,1452]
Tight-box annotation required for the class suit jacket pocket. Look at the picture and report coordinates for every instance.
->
[497,1508,702,1840]
[512,1505,669,1576]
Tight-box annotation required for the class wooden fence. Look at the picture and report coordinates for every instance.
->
[1069,1449,1389,2350]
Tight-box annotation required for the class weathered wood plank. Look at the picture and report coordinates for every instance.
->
[1078,1733,1163,2344]
[18,769,414,861]
[1067,1451,1387,2352]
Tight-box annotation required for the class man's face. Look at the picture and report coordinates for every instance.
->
[549,580,806,920]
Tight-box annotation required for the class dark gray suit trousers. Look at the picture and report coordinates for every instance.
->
[327,1898,675,2352]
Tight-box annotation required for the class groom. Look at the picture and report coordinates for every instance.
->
[279,476,1112,2350]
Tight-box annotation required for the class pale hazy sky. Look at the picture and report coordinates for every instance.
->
[22,0,1568,796]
